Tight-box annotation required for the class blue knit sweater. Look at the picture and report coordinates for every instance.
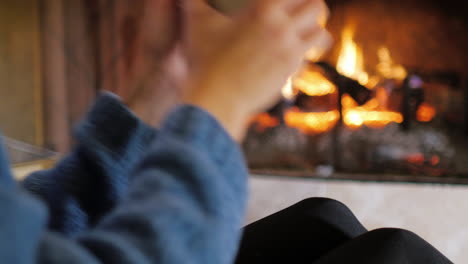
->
[0,93,248,264]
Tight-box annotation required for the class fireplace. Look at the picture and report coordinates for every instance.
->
[243,0,468,183]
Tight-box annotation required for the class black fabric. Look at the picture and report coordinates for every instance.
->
[235,198,367,264]
[236,198,452,264]
[313,228,453,264]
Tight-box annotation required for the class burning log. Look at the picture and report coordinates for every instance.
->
[314,61,373,106]
[267,98,294,124]
[294,90,338,112]
[311,61,372,169]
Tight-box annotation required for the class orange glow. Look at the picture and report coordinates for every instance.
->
[406,153,425,165]
[282,95,403,134]
[259,25,423,135]
[294,71,337,96]
[251,113,279,131]
[336,26,369,86]
[285,108,340,134]
[417,103,437,122]
[377,47,407,81]
[342,95,403,129]
[281,77,296,100]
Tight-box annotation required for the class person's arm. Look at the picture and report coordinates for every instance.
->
[22,93,157,236]
[21,0,183,237]
[1,104,248,264]
[183,0,331,140]
[47,105,248,264]
[0,0,330,262]
[0,140,49,264]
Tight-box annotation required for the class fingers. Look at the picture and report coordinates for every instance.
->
[288,0,331,59]
[254,0,329,36]
[256,0,328,21]
[290,0,329,28]
[303,28,333,60]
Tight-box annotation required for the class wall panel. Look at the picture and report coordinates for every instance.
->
[0,0,43,145]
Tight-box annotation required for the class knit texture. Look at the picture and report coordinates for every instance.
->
[0,93,248,264]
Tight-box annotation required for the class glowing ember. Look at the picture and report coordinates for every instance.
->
[251,113,279,131]
[417,103,437,122]
[342,95,403,129]
[294,71,336,96]
[281,94,403,134]
[406,153,425,165]
[285,108,340,134]
[336,26,369,86]
[431,155,440,166]
[344,109,403,128]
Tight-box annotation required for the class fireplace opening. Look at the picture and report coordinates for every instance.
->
[243,0,468,183]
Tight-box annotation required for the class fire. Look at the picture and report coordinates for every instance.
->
[281,77,296,100]
[336,26,369,86]
[251,113,279,131]
[417,103,436,122]
[282,94,403,133]
[377,47,407,81]
[285,108,339,134]
[342,95,403,128]
[329,25,404,130]
[264,24,427,135]
[294,71,336,96]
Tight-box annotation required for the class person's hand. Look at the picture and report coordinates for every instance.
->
[182,0,331,140]
[126,48,187,126]
[123,0,185,125]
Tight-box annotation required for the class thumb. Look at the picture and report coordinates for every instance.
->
[182,0,232,55]
[304,30,333,61]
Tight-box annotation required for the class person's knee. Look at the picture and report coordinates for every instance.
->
[370,228,422,243]
[294,198,352,217]
[292,198,367,235]
[365,228,450,261]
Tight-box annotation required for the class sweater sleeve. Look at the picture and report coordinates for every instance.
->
[34,105,249,264]
[22,92,157,236]
[0,137,14,189]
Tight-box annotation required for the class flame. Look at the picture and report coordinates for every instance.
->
[258,25,419,135]
[281,77,296,100]
[285,108,340,134]
[336,26,369,86]
[294,71,336,96]
[342,95,403,129]
[377,47,407,80]
[280,88,403,134]
[282,70,339,133]
[417,103,436,122]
